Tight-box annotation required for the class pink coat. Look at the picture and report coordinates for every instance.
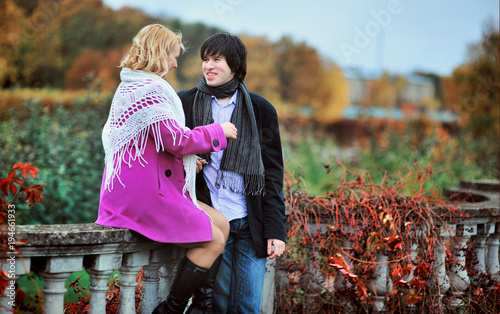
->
[95,119,227,243]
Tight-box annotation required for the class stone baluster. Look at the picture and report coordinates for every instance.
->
[367,254,392,312]
[486,222,500,284]
[1,256,30,313]
[447,223,475,308]
[333,225,355,312]
[428,225,450,308]
[402,230,418,309]
[261,258,276,314]
[158,245,185,301]
[36,256,83,314]
[118,251,150,314]
[469,221,493,285]
[139,248,170,314]
[84,253,123,314]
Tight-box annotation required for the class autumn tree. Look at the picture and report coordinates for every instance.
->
[274,36,327,108]
[0,0,25,86]
[242,36,282,105]
[449,19,499,174]
[322,64,349,121]
[65,48,124,91]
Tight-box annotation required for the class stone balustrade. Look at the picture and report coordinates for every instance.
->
[1,223,275,314]
[277,180,499,312]
[1,180,498,313]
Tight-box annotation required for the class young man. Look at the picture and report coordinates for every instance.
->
[179,33,286,314]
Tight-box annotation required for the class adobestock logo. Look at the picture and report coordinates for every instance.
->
[213,0,244,21]
[340,0,404,62]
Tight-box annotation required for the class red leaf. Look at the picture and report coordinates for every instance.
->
[494,283,500,297]
[413,263,430,279]
[0,270,10,296]
[401,264,413,277]
[406,289,421,305]
[409,277,426,292]
[391,267,402,280]
[21,185,44,206]
[0,170,23,195]
[385,235,404,251]
[13,163,38,179]
[394,278,410,289]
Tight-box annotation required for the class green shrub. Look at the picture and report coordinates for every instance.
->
[0,97,110,224]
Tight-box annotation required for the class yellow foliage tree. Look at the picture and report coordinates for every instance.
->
[316,64,349,122]
[242,36,282,105]
[0,0,26,86]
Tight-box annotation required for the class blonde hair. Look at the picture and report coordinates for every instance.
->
[120,24,185,79]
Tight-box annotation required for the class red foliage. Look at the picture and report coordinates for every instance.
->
[275,160,499,313]
[1,163,45,311]
[64,269,144,313]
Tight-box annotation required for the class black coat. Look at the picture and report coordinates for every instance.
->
[178,88,286,258]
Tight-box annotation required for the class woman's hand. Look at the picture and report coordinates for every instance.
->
[221,122,237,140]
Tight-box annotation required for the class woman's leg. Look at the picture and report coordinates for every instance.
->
[176,201,228,268]
[185,202,229,314]
[154,202,229,313]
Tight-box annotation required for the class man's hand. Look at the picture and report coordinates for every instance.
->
[196,157,207,173]
[267,239,285,259]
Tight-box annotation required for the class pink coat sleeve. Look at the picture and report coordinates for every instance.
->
[152,119,227,156]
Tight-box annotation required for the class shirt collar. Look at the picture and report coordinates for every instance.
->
[211,90,238,107]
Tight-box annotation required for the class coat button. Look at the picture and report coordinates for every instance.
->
[213,139,219,147]
[165,169,172,177]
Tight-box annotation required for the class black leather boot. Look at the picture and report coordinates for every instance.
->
[185,255,223,314]
[152,256,208,314]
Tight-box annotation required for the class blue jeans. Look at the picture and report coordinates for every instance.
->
[213,217,267,314]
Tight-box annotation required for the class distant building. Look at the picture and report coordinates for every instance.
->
[343,68,378,106]
[401,74,435,105]
[342,68,456,122]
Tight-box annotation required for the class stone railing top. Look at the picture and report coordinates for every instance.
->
[15,223,147,246]
[460,179,500,192]
[442,180,499,218]
[13,223,166,258]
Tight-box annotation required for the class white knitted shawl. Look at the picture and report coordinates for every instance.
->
[102,68,199,208]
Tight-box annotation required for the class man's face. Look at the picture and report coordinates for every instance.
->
[202,55,235,87]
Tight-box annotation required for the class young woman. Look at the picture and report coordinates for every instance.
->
[95,24,237,313]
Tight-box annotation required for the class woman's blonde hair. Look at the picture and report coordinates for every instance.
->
[120,24,185,79]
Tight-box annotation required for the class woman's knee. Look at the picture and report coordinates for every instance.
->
[211,227,226,254]
[219,218,229,241]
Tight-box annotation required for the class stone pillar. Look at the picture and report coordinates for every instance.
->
[36,256,83,314]
[447,223,474,308]
[84,253,123,314]
[118,251,150,314]
[333,229,355,312]
[367,254,392,312]
[158,245,184,301]
[260,258,275,314]
[486,222,500,283]
[428,227,450,308]
[139,248,170,314]
[469,222,493,285]
[1,256,30,313]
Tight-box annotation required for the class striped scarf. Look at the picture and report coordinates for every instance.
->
[193,77,265,195]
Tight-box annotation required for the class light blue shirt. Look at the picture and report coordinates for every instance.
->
[203,91,248,222]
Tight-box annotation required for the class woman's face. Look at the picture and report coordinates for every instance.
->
[202,54,235,87]
[167,44,181,74]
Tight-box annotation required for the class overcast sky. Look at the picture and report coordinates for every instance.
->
[103,0,499,76]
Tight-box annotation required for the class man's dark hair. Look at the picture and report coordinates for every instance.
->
[200,32,247,82]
